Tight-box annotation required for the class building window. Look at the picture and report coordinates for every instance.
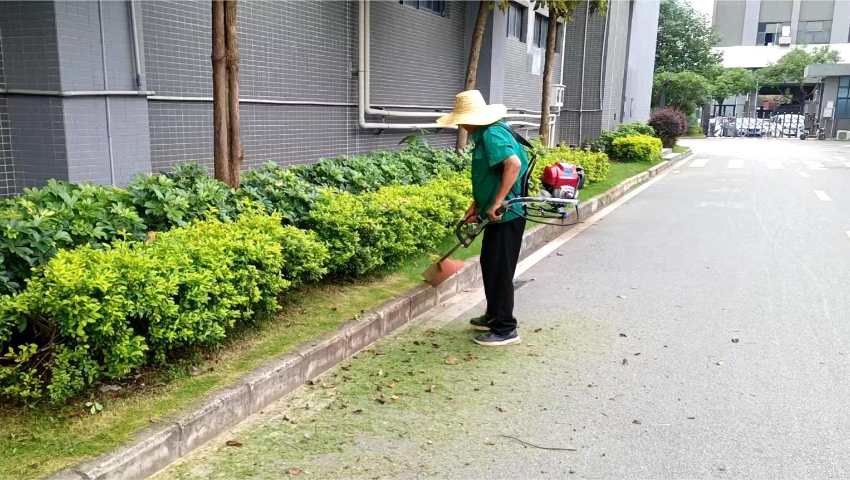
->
[837,76,850,119]
[757,22,790,45]
[507,2,526,41]
[533,13,548,49]
[798,20,832,44]
[399,0,445,16]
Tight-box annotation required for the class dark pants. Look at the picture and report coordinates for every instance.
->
[480,217,526,336]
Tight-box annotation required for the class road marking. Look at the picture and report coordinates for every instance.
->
[844,162,850,168]
[688,158,708,168]
[833,156,848,161]
[727,159,744,169]
[790,159,798,165]
[846,231,850,240]
[814,190,832,202]
[766,160,784,170]
[805,160,824,170]
[423,153,697,327]
[798,171,810,178]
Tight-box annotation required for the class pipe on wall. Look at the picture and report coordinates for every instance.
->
[128,0,144,90]
[97,0,117,186]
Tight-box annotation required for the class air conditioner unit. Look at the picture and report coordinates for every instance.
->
[551,84,565,108]
[778,36,792,45]
[836,130,850,141]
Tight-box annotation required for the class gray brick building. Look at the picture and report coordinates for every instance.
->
[0,0,659,195]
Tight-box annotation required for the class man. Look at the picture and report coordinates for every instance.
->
[437,90,528,347]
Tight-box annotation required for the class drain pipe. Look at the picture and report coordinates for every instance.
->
[128,0,143,90]
[357,0,449,129]
[97,0,116,185]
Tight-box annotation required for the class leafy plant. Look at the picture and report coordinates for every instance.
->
[127,163,238,231]
[0,181,146,294]
[85,400,103,414]
[611,135,663,163]
[239,163,322,225]
[598,122,657,155]
[0,212,326,403]
[305,172,470,276]
[648,108,688,147]
[528,147,610,195]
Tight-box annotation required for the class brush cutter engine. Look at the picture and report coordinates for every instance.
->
[540,163,585,200]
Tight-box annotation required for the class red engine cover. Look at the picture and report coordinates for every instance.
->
[542,162,580,189]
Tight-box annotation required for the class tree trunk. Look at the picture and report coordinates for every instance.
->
[211,0,230,186]
[456,0,491,151]
[225,0,243,187]
[539,15,558,146]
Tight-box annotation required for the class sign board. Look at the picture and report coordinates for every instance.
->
[824,100,834,118]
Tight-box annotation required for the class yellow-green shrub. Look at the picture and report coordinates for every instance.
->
[0,212,327,403]
[611,135,663,163]
[528,147,611,195]
[306,172,471,276]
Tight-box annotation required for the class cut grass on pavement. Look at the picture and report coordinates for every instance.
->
[0,159,658,480]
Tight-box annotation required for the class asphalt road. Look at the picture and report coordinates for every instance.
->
[160,137,850,480]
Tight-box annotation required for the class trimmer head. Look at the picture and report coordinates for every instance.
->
[422,258,465,287]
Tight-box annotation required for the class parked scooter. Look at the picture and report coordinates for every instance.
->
[799,123,826,140]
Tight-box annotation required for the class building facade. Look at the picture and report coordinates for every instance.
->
[0,0,659,195]
[713,0,850,69]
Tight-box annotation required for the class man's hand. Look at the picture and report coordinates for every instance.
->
[486,203,503,222]
[463,201,479,224]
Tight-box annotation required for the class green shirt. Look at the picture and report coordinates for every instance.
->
[470,121,529,223]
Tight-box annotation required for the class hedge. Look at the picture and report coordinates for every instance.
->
[305,172,471,276]
[611,135,663,163]
[528,146,611,195]
[0,169,471,403]
[597,122,656,155]
[0,146,470,295]
[0,181,147,295]
[0,211,328,402]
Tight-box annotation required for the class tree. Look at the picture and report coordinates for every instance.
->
[225,0,243,186]
[654,0,722,77]
[756,46,842,100]
[653,71,712,114]
[711,68,756,105]
[456,1,492,151]
[534,0,607,146]
[212,0,230,186]
[211,0,244,188]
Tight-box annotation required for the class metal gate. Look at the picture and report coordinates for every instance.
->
[709,111,812,139]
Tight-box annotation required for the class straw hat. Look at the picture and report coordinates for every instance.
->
[437,90,507,127]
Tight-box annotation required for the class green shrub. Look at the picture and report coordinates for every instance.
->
[648,108,688,148]
[293,145,470,194]
[598,122,657,154]
[127,163,238,231]
[305,172,471,276]
[0,181,147,294]
[611,135,663,163]
[0,212,327,403]
[239,162,322,225]
[528,147,611,194]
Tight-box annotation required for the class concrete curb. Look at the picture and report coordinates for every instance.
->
[48,150,689,480]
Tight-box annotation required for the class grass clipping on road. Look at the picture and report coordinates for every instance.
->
[158,322,574,480]
[0,159,658,480]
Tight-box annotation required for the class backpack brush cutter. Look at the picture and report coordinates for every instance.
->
[422,149,586,287]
